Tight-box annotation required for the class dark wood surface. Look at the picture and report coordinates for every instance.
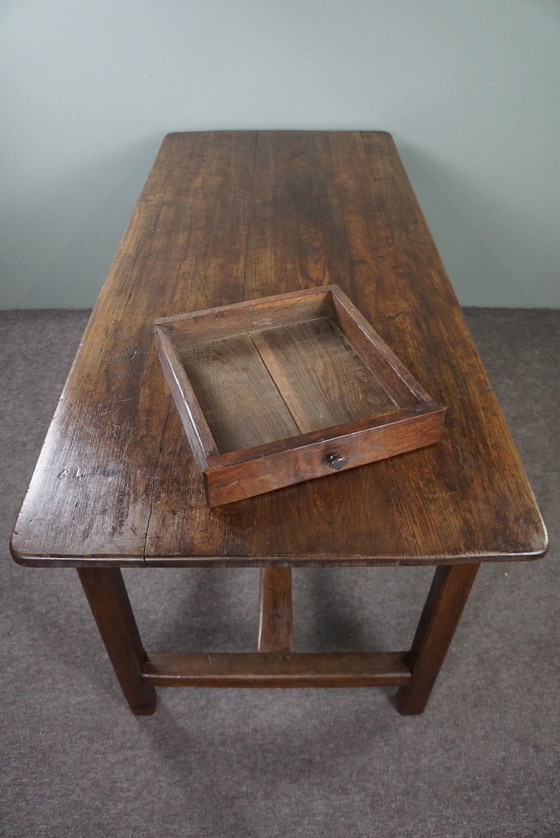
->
[11,131,548,567]
[258,568,293,653]
[203,407,446,508]
[142,651,411,688]
[396,563,479,714]
[77,568,157,714]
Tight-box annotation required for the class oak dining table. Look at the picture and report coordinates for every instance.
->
[10,131,548,715]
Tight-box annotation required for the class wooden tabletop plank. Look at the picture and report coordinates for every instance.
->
[11,131,548,566]
[12,132,258,563]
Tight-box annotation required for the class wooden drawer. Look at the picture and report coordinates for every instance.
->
[154,285,445,506]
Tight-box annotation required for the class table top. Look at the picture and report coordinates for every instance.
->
[11,131,548,568]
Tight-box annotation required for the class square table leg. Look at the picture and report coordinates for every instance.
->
[76,563,478,716]
[77,567,157,715]
[396,563,480,715]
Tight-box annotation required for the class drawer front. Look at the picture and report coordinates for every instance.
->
[204,409,445,507]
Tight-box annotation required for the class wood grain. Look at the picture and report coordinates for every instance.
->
[155,325,218,471]
[143,651,411,687]
[204,406,446,508]
[155,286,330,347]
[397,563,480,714]
[252,317,396,432]
[77,568,157,714]
[329,287,431,405]
[179,334,299,452]
[155,285,444,505]
[10,131,547,566]
[258,568,293,652]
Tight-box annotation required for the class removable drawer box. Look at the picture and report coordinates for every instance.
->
[154,285,446,507]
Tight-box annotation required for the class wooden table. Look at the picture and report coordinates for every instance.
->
[11,131,548,716]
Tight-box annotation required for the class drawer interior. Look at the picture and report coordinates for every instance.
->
[179,316,398,453]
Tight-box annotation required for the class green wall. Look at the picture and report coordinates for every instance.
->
[1,0,559,308]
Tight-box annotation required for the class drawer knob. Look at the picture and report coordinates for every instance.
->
[327,452,348,470]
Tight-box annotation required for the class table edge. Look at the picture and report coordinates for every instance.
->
[10,536,549,569]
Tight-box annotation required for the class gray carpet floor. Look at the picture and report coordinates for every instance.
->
[1,308,559,838]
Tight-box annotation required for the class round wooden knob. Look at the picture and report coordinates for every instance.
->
[327,452,348,470]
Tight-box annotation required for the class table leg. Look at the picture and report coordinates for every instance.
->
[77,567,157,715]
[396,563,479,715]
[258,568,293,652]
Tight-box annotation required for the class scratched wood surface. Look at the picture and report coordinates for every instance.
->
[11,131,548,566]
